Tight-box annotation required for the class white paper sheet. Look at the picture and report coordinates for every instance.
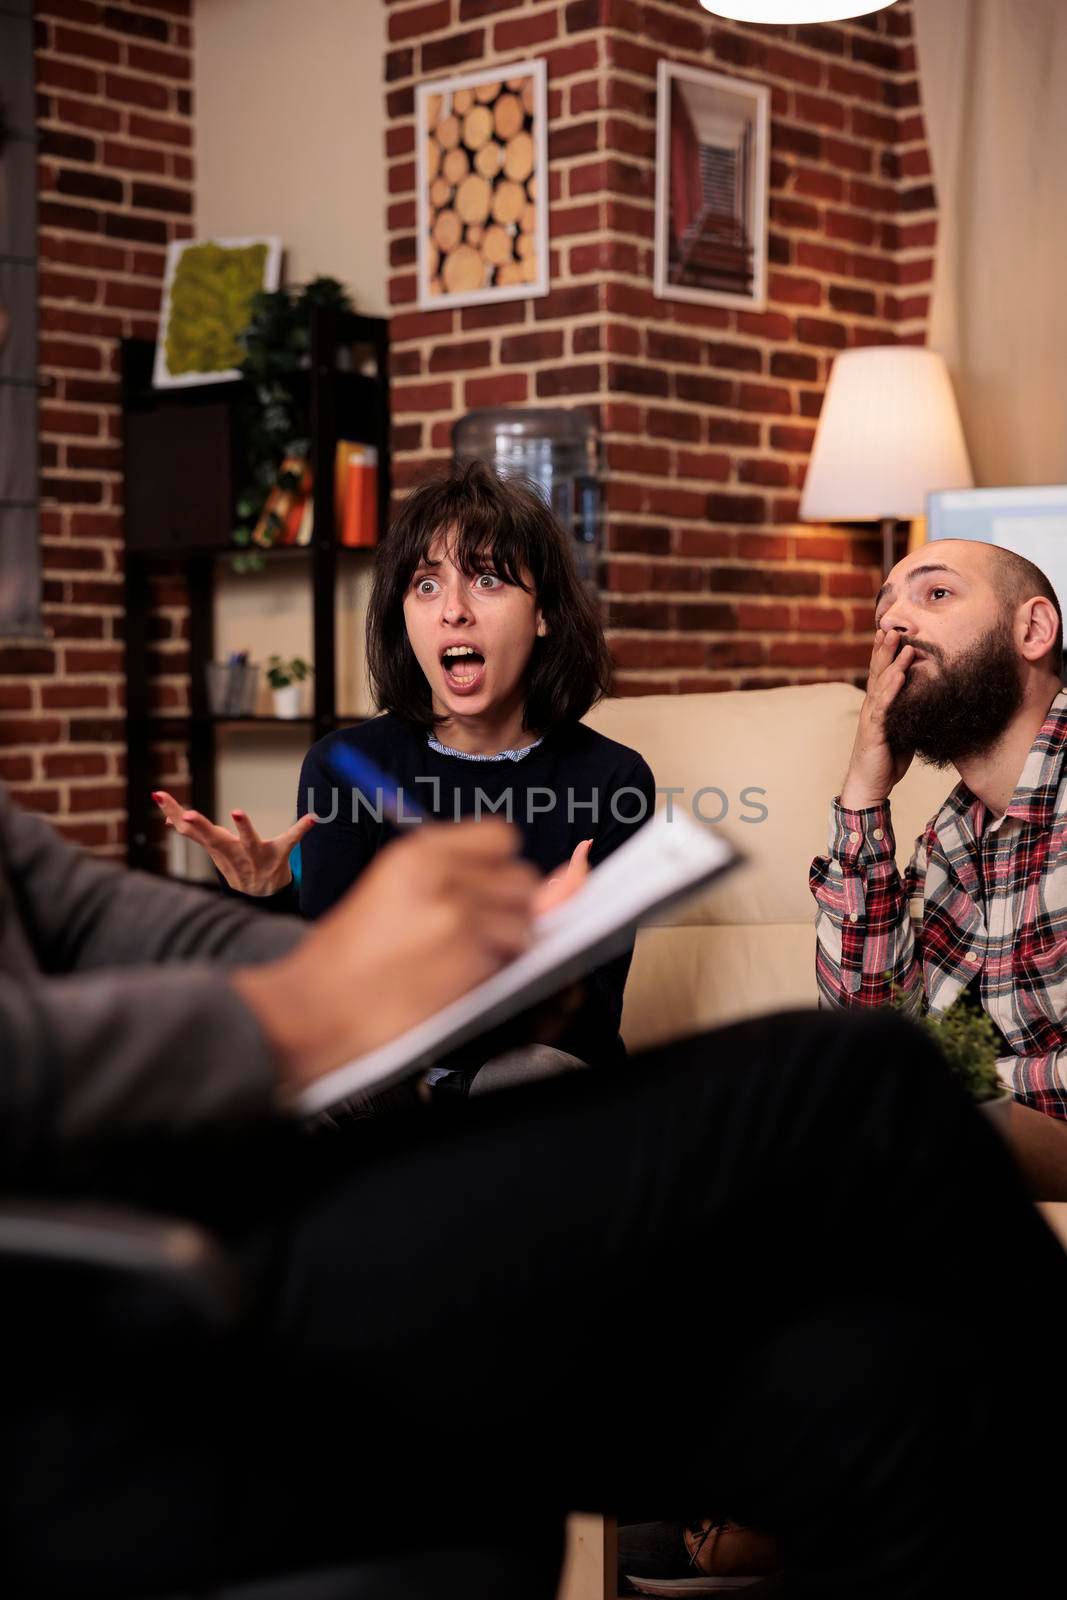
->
[296,807,738,1114]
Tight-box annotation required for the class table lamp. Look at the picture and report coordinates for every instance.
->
[799,346,974,573]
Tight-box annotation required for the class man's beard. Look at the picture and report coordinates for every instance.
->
[882,621,1024,769]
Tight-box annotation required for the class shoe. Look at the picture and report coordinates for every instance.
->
[618,1518,784,1597]
[684,1518,783,1578]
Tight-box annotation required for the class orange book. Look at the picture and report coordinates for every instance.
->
[282,460,311,545]
[334,441,362,534]
[283,491,305,545]
[340,445,378,548]
[257,455,311,547]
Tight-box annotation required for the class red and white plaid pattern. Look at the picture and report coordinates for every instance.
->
[810,691,1067,1119]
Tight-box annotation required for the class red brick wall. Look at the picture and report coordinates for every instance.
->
[384,0,936,694]
[0,0,194,853]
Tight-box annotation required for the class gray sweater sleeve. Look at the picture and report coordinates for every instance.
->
[0,790,306,1166]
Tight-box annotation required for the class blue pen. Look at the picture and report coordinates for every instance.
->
[326,742,427,828]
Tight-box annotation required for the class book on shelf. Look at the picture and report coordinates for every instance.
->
[335,440,378,548]
[295,493,314,546]
[253,454,312,548]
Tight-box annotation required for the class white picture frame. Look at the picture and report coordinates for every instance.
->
[415,58,549,312]
[152,235,282,389]
[654,60,769,312]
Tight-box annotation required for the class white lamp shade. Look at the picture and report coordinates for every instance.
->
[700,1,895,22]
[799,346,974,522]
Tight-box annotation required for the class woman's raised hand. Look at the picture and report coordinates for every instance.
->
[533,838,592,918]
[151,790,316,896]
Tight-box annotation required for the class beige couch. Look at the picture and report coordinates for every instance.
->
[586,681,951,1050]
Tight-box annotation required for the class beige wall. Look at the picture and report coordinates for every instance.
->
[195,0,387,311]
[195,0,387,835]
[213,555,376,839]
[914,0,1067,485]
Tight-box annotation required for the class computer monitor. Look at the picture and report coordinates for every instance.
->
[927,486,1067,612]
[927,486,1067,681]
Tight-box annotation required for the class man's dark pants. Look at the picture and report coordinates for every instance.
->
[4,1010,1064,1599]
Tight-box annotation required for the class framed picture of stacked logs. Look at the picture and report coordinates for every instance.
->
[654,61,769,312]
[415,59,549,311]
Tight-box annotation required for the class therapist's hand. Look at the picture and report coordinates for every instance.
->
[152,790,314,895]
[230,819,539,1096]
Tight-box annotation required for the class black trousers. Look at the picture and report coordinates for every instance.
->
[4,1009,1065,1598]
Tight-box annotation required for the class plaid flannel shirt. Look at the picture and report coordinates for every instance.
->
[810,690,1067,1119]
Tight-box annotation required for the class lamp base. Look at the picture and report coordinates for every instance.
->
[880,516,899,576]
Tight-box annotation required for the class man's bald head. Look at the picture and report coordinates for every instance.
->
[981,543,1063,676]
[878,538,1063,767]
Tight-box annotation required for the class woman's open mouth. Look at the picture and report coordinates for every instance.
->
[441,644,487,694]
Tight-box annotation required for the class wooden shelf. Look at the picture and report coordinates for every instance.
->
[139,714,364,729]
[128,542,378,564]
[121,306,389,873]
[211,715,316,726]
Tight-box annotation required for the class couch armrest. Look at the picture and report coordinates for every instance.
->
[0,1200,242,1328]
[1002,1103,1067,1201]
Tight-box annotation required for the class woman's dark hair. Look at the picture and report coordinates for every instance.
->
[367,459,613,733]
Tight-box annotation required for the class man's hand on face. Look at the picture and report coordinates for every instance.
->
[230,819,540,1098]
[839,629,918,810]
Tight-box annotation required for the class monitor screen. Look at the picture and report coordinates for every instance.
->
[927,486,1067,616]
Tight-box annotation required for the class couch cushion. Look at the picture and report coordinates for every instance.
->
[587,683,957,1045]
[586,682,952,930]
[620,923,823,1051]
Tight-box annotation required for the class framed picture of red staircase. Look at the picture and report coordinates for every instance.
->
[654,61,770,312]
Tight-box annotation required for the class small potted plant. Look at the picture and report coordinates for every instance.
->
[267,655,313,719]
[892,986,1010,1126]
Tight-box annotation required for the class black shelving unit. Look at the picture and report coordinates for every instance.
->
[121,308,390,872]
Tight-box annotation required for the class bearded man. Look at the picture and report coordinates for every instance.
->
[811,538,1067,1117]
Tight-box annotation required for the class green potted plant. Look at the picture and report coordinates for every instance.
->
[267,655,313,719]
[229,276,354,573]
[892,986,1010,1125]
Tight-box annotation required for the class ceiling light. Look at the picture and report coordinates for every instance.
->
[700,1,896,23]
